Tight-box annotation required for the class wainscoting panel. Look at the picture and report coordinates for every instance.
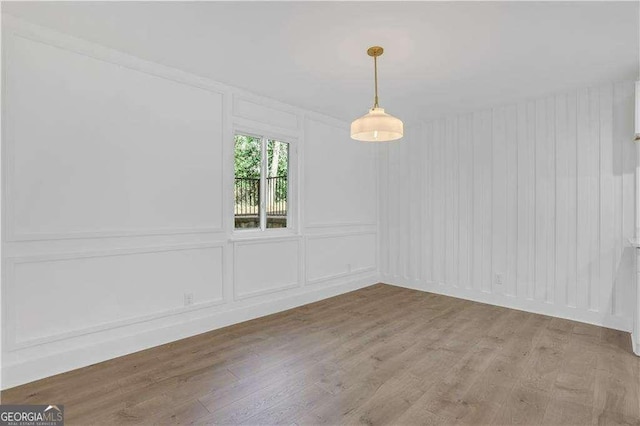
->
[0,15,382,390]
[5,32,225,240]
[303,117,377,228]
[381,82,636,331]
[6,244,224,348]
[306,232,376,284]
[233,238,301,299]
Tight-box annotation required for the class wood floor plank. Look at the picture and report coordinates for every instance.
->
[517,317,572,392]
[542,399,595,425]
[2,283,638,426]
[492,385,551,425]
[340,372,428,425]
[198,362,338,424]
[238,383,330,425]
[549,333,598,408]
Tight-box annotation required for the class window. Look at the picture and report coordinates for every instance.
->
[234,133,290,230]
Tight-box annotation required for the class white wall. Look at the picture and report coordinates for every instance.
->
[7,12,635,391]
[381,82,637,332]
[1,16,379,389]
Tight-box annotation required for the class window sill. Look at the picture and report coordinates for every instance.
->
[228,230,301,243]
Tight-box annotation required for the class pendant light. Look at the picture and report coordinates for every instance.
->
[351,46,403,142]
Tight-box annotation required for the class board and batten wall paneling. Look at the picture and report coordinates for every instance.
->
[381,82,636,331]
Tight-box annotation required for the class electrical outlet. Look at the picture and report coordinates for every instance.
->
[184,292,194,306]
[495,273,503,286]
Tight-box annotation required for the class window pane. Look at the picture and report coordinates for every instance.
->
[266,140,288,229]
[234,134,261,229]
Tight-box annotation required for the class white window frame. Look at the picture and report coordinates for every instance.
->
[232,128,297,237]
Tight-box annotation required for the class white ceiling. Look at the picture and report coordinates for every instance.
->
[3,1,638,123]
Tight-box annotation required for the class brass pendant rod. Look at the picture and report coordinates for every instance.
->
[366,46,383,109]
[373,55,379,109]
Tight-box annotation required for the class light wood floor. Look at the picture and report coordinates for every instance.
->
[3,284,640,425]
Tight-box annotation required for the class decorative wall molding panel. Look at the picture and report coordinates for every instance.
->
[1,15,380,389]
[5,243,225,350]
[233,237,302,300]
[304,221,378,230]
[4,31,226,241]
[381,82,636,332]
[2,273,377,390]
[303,116,378,229]
[306,232,377,284]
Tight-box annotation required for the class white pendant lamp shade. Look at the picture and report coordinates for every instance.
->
[351,107,403,142]
[351,46,403,142]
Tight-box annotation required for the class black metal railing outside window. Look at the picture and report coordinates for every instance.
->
[234,176,287,228]
[234,134,289,230]
[265,176,287,216]
[234,177,260,216]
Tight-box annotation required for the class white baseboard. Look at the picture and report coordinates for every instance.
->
[2,275,379,390]
[632,331,640,356]
[383,275,633,333]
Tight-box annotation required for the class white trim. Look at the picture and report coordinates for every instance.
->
[633,331,640,356]
[304,222,377,229]
[4,243,226,350]
[297,112,307,286]
[2,15,330,244]
[229,233,302,243]
[304,231,377,285]
[232,117,300,142]
[1,15,230,94]
[231,89,303,129]
[2,25,227,241]
[232,236,303,300]
[1,275,378,390]
[301,113,377,231]
[0,15,383,390]
[1,12,4,390]
[231,126,299,237]
[634,128,640,355]
[306,267,376,286]
[634,246,640,356]
[7,227,226,243]
[232,95,299,132]
[304,111,350,131]
[259,135,268,230]
[374,140,382,280]
[233,282,300,301]
[384,275,633,332]
[305,229,378,240]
